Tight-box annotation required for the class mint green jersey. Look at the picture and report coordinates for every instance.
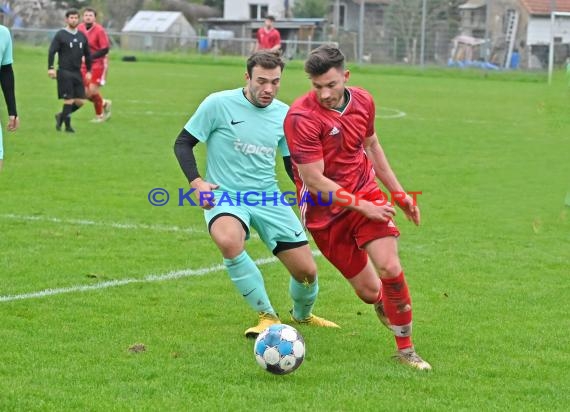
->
[0,25,13,66]
[0,25,13,160]
[184,88,289,197]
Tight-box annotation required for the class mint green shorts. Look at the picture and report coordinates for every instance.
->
[203,191,307,255]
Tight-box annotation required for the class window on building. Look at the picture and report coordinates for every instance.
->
[329,3,347,29]
[250,4,269,20]
[473,29,485,38]
[339,4,346,28]
[372,8,383,26]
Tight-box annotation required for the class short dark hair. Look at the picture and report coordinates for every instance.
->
[66,9,79,18]
[265,15,276,22]
[304,45,345,76]
[247,51,285,77]
[83,7,97,16]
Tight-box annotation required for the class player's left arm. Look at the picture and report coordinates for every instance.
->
[83,36,92,72]
[91,28,110,59]
[0,63,18,131]
[91,47,109,59]
[0,35,18,131]
[278,132,294,182]
[364,134,420,225]
[270,31,282,52]
[282,156,294,182]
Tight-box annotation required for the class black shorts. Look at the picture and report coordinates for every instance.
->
[57,69,85,99]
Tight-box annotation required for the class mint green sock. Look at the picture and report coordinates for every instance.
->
[223,251,275,315]
[289,276,318,320]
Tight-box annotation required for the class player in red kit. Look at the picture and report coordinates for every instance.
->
[255,16,281,53]
[284,45,431,370]
[78,7,112,122]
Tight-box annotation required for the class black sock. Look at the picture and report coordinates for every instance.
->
[61,104,73,127]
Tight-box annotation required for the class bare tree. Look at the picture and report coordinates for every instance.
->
[159,0,220,25]
[293,0,328,18]
[9,0,63,28]
[203,0,223,14]
[106,0,146,30]
[386,0,462,63]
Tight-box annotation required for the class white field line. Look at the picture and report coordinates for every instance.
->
[376,107,407,119]
[0,213,205,234]
[0,251,322,303]
[0,213,262,239]
[28,105,411,119]
[375,108,518,125]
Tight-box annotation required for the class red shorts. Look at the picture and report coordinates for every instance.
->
[310,210,400,279]
[81,63,107,87]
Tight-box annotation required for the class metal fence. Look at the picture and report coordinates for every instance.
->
[11,24,570,70]
[12,27,337,62]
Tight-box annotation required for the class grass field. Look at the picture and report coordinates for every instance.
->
[1,47,569,411]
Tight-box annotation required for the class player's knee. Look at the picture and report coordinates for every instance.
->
[355,285,381,304]
[377,260,402,279]
[212,234,244,259]
[300,264,318,282]
[290,261,317,283]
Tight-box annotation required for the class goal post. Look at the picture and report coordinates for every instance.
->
[548,11,570,85]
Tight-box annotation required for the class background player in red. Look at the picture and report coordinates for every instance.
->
[284,45,431,370]
[254,16,281,53]
[78,7,111,123]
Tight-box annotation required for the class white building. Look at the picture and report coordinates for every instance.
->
[121,11,197,52]
[223,0,295,20]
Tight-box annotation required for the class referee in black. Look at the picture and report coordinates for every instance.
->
[48,9,92,133]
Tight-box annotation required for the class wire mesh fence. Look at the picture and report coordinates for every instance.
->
[10,9,570,71]
[12,27,339,62]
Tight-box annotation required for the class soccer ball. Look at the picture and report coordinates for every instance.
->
[254,324,305,375]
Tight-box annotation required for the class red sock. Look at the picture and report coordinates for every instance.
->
[381,272,413,350]
[91,93,104,116]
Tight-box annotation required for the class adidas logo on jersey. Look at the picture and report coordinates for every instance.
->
[329,126,340,136]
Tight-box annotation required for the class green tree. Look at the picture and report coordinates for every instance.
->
[293,0,328,18]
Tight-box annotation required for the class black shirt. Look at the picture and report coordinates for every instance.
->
[48,28,91,72]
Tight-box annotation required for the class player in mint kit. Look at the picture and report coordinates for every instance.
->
[0,24,19,172]
[174,51,338,338]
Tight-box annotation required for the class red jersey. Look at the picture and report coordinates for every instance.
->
[78,22,109,68]
[256,27,281,50]
[284,87,379,230]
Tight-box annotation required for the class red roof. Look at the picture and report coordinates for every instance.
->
[520,0,570,15]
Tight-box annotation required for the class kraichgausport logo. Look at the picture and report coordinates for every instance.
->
[147,188,421,207]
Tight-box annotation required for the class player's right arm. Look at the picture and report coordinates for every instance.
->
[47,31,60,78]
[285,112,395,222]
[296,160,395,222]
[173,128,218,210]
